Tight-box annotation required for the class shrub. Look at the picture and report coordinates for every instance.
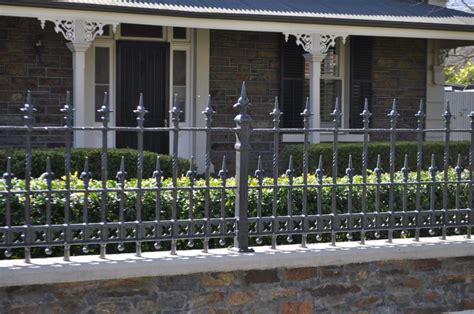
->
[281,141,470,176]
[0,148,190,179]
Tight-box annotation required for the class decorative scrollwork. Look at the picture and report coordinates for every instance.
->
[284,33,343,54]
[85,21,105,42]
[53,20,75,41]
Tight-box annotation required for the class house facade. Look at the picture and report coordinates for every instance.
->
[0,0,473,171]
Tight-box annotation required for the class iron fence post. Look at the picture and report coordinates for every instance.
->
[233,82,253,252]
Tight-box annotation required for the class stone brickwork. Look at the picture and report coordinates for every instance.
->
[0,17,72,148]
[209,30,280,174]
[1,256,473,313]
[371,37,427,140]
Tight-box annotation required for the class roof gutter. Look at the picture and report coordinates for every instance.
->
[1,0,474,32]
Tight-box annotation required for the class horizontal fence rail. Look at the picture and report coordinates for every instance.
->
[0,82,473,262]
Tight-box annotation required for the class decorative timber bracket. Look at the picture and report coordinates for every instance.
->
[283,33,348,54]
[39,19,119,43]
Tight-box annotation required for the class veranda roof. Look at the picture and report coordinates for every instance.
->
[2,0,474,31]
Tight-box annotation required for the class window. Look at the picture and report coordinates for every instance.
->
[173,27,187,40]
[120,24,163,38]
[95,47,110,122]
[173,50,187,121]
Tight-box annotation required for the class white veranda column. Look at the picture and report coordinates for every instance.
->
[284,33,342,143]
[67,41,90,147]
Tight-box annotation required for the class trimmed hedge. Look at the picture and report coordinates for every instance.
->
[0,148,190,179]
[282,141,470,176]
[0,168,469,258]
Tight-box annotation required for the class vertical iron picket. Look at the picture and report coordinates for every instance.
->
[134,93,147,257]
[254,156,264,245]
[116,157,126,252]
[2,158,13,258]
[429,154,438,236]
[170,94,181,255]
[330,99,342,245]
[98,92,111,258]
[21,90,35,263]
[301,98,311,247]
[233,82,253,252]
[387,99,400,243]
[346,155,354,240]
[202,96,215,253]
[270,97,281,249]
[41,157,53,256]
[152,156,163,250]
[61,91,73,260]
[285,156,295,243]
[80,158,91,254]
[218,155,228,247]
[360,99,371,244]
[414,100,425,241]
[442,102,452,240]
[315,156,324,242]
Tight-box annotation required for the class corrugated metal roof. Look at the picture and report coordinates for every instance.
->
[3,0,474,28]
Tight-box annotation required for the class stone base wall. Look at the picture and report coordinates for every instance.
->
[1,256,473,313]
[0,17,72,148]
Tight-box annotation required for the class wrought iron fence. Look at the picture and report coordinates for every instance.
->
[0,82,473,263]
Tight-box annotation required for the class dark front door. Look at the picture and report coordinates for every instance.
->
[116,41,169,154]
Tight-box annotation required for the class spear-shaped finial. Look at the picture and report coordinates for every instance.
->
[116,156,127,182]
[301,97,312,128]
[186,156,196,180]
[286,155,295,183]
[429,154,437,179]
[270,96,282,126]
[2,157,14,188]
[315,155,324,181]
[330,97,342,127]
[455,154,463,175]
[360,98,372,127]
[233,81,251,115]
[80,157,91,181]
[374,154,383,175]
[97,92,111,125]
[387,98,400,123]
[202,95,215,126]
[443,101,452,125]
[170,94,181,125]
[401,154,410,178]
[134,93,148,127]
[153,155,162,182]
[254,155,264,183]
[21,90,36,127]
[41,157,54,181]
[218,154,228,181]
[346,155,355,178]
[60,91,74,127]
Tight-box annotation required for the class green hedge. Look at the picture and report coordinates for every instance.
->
[0,148,190,179]
[282,141,470,176]
[0,168,469,258]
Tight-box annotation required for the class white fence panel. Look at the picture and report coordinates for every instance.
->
[445,92,474,141]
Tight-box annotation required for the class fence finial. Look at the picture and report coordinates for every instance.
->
[60,91,74,127]
[443,101,452,124]
[401,154,410,177]
[346,155,354,178]
[98,92,111,125]
[187,156,196,180]
[153,156,162,180]
[21,90,36,127]
[415,99,425,128]
[374,154,383,175]
[387,98,400,122]
[360,98,372,126]
[315,155,324,180]
[218,154,228,181]
[429,154,437,179]
[202,95,215,126]
[330,97,342,127]
[234,81,251,117]
[286,155,295,181]
[116,156,127,182]
[80,157,91,181]
[270,96,282,126]
[455,154,463,174]
[134,93,148,127]
[255,155,264,183]
[170,94,181,125]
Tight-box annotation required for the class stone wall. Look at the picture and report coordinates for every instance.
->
[371,37,427,140]
[0,17,72,148]
[0,256,472,313]
[209,30,281,173]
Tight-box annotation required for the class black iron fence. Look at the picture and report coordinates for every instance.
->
[0,82,473,262]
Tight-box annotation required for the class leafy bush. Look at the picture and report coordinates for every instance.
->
[0,148,190,179]
[281,141,470,176]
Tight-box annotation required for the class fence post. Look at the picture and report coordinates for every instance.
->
[233,82,253,252]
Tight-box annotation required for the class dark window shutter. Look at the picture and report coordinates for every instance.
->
[350,36,373,128]
[281,36,305,128]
